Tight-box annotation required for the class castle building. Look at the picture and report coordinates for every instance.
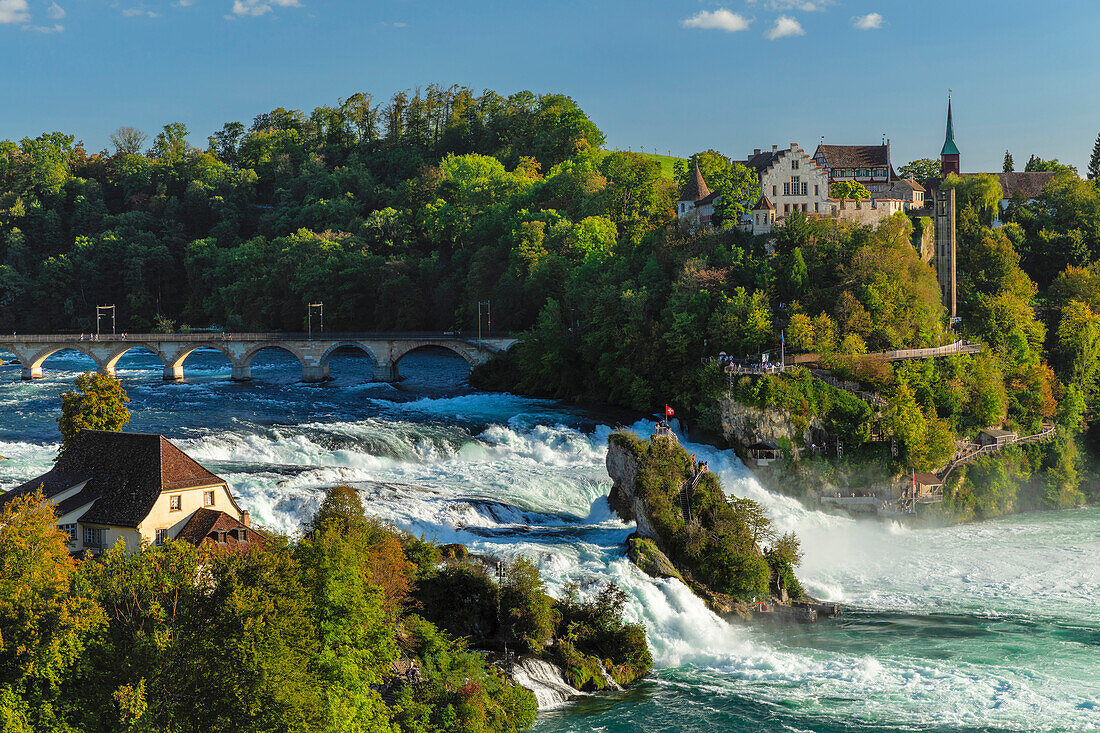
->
[742,143,832,234]
[813,142,898,194]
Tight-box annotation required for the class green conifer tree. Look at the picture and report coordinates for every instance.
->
[1088,132,1100,180]
[1003,150,1013,173]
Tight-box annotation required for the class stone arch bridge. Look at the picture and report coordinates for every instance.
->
[0,332,518,383]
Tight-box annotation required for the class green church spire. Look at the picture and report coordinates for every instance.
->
[941,99,960,157]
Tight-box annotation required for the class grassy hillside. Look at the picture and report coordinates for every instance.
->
[605,149,686,179]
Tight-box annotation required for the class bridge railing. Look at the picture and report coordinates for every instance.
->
[0,331,505,343]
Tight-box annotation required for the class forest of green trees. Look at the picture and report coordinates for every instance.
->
[3,84,1100,514]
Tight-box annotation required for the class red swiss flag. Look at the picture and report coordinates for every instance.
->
[665,405,675,417]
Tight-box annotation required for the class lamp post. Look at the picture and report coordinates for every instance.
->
[308,302,323,340]
[96,305,116,337]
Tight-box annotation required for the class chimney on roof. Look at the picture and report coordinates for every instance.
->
[772,145,778,153]
[241,510,250,527]
[790,143,797,150]
[754,148,761,156]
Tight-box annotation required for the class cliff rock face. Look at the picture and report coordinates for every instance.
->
[717,395,823,454]
[605,439,659,542]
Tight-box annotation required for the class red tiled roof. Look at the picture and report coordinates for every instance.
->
[1,431,228,528]
[753,195,775,210]
[176,508,264,551]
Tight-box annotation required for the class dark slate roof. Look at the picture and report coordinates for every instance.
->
[744,150,780,173]
[679,163,711,203]
[753,195,775,210]
[0,431,226,528]
[696,190,720,206]
[176,508,263,550]
[815,144,890,169]
[993,171,1054,200]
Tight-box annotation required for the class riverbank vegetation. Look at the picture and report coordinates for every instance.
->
[0,482,649,731]
[1,85,1097,511]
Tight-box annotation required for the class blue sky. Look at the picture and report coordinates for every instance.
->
[2,0,1097,172]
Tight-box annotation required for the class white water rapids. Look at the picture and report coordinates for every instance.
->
[0,350,1096,731]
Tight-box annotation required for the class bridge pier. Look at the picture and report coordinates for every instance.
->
[231,364,251,382]
[372,361,399,382]
[21,365,41,380]
[301,364,329,383]
[163,364,185,381]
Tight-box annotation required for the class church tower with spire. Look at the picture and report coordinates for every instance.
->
[941,97,960,177]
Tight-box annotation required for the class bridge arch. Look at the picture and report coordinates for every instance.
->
[390,341,479,368]
[104,344,170,376]
[237,343,309,382]
[319,342,381,368]
[160,343,236,381]
[24,344,104,379]
[383,341,481,383]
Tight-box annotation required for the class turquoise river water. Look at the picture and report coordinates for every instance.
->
[0,347,1096,732]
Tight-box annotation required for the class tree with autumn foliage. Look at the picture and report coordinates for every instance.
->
[0,491,104,730]
[57,372,131,453]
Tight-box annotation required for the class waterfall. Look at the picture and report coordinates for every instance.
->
[509,657,585,709]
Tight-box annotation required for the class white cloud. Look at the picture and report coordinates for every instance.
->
[681,8,750,32]
[748,0,828,11]
[23,22,63,32]
[230,0,300,17]
[766,15,804,39]
[46,1,64,18]
[0,0,30,24]
[123,7,159,17]
[852,12,883,29]
[176,0,194,6]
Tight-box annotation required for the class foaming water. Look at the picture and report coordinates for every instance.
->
[1,351,1096,732]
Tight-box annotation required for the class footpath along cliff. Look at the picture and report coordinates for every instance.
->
[605,428,838,623]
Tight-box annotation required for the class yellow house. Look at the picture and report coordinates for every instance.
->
[0,430,259,554]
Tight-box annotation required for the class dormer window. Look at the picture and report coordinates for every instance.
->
[217,530,228,544]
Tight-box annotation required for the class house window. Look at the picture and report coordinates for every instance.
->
[83,526,103,548]
[801,183,807,196]
[204,490,215,507]
[784,183,790,196]
[791,158,799,170]
[784,204,790,214]
[59,523,77,544]
[815,185,819,196]
[815,203,819,212]
[802,203,808,212]
[155,528,169,546]
[772,185,777,196]
[170,495,181,512]
[236,527,249,542]
[217,531,228,544]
